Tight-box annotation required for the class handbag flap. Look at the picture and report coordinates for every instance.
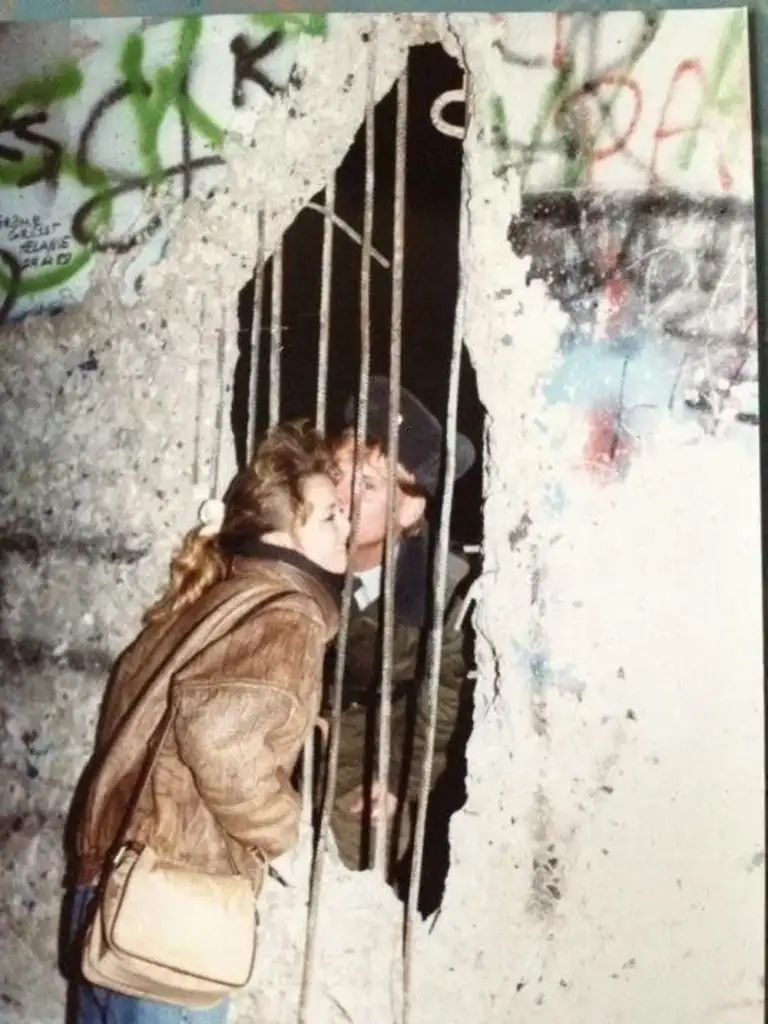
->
[108,848,258,987]
[84,905,229,1010]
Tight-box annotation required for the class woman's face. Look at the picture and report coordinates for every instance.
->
[292,473,350,574]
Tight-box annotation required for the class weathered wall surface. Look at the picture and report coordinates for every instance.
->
[0,9,763,1024]
[0,13,327,324]
[0,15,416,1023]
[416,11,763,1023]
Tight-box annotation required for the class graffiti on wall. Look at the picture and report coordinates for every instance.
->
[0,13,326,326]
[481,9,759,708]
[490,9,757,481]
[489,9,749,194]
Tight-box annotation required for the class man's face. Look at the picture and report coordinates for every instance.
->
[333,442,425,554]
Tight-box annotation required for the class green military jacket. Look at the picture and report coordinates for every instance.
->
[323,532,474,811]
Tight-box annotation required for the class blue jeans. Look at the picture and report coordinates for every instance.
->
[66,887,230,1024]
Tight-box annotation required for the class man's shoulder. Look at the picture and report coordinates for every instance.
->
[387,533,481,630]
[445,542,480,611]
[447,539,481,582]
[445,547,471,592]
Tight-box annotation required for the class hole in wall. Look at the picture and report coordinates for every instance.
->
[233,42,481,915]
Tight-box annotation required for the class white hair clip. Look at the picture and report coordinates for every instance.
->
[198,498,226,538]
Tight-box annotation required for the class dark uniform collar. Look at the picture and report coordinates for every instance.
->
[395,531,430,628]
[353,531,429,629]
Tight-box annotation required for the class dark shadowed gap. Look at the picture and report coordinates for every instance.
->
[232,43,481,916]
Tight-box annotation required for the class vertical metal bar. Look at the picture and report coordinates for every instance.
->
[209,309,227,500]
[356,34,377,871]
[246,210,266,463]
[191,294,207,492]
[297,31,376,1022]
[402,71,469,1024]
[315,179,336,436]
[269,242,283,428]
[302,178,338,818]
[374,66,408,875]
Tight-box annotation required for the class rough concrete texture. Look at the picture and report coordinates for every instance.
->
[413,12,763,1023]
[1,15,416,1022]
[1,10,764,1024]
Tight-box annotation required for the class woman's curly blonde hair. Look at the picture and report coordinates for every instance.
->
[144,420,336,625]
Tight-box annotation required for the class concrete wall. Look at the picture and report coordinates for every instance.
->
[0,11,763,1024]
[417,13,763,1024]
[0,13,327,323]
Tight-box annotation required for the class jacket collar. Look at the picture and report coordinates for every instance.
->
[222,537,344,620]
[224,534,430,629]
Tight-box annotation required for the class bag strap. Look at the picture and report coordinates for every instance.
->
[111,589,297,875]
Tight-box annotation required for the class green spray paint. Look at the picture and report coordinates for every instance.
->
[121,17,224,188]
[489,93,511,164]
[676,10,748,172]
[249,13,327,39]
[0,16,231,310]
[490,13,663,190]
[0,63,83,187]
[0,61,111,299]
[530,54,581,188]
[1,14,319,316]
[0,248,94,299]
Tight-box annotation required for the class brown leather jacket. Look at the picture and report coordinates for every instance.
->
[72,552,340,888]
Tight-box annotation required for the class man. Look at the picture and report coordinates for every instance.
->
[320,376,477,897]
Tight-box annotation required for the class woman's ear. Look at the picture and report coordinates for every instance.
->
[396,492,427,533]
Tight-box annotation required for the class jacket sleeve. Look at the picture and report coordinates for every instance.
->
[398,619,469,803]
[172,605,325,861]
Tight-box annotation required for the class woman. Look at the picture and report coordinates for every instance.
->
[65,421,349,1024]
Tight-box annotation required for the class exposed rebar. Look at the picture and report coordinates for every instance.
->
[209,307,227,499]
[301,180,338,823]
[315,179,336,435]
[374,66,408,875]
[246,210,266,463]
[297,31,377,1022]
[269,241,283,427]
[401,72,470,1023]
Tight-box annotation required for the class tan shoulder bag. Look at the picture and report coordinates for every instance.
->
[82,706,260,1009]
[82,592,292,1009]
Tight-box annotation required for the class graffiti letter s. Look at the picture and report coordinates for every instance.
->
[0,62,82,189]
[0,111,64,187]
